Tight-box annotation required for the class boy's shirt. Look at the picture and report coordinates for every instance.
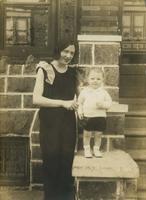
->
[78,86,112,117]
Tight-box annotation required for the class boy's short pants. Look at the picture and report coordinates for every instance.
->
[79,117,106,132]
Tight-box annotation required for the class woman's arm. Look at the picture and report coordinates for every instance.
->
[77,90,85,119]
[33,68,78,110]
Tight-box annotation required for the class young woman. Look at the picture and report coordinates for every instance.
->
[33,42,78,200]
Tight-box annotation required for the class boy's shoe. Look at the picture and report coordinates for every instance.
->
[84,146,92,158]
[93,146,102,157]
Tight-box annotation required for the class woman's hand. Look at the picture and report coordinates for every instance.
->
[62,100,78,111]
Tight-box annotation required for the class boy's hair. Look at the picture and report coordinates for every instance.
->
[87,67,104,78]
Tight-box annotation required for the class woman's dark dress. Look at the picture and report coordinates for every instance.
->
[38,65,76,200]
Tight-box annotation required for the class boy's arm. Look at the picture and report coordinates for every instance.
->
[97,91,112,109]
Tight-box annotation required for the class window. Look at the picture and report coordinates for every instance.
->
[6,7,31,45]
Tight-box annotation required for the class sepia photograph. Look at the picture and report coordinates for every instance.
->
[0,0,145,199]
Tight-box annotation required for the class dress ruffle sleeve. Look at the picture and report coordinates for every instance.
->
[36,61,55,85]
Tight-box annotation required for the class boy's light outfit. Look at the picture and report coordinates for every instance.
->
[78,86,112,118]
[78,86,112,158]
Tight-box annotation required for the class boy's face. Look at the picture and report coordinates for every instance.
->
[88,72,103,89]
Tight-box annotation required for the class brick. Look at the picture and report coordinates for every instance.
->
[0,78,5,92]
[94,44,119,65]
[0,95,21,108]
[31,161,43,184]
[7,77,35,93]
[106,115,125,134]
[78,181,117,200]
[0,111,35,135]
[104,66,119,86]
[31,133,40,144]
[79,44,92,65]
[32,145,42,160]
[9,65,22,75]
[24,95,38,108]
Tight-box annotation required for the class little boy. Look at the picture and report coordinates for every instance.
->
[78,68,112,158]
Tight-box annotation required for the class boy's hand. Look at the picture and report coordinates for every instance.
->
[96,101,103,108]
[78,111,84,119]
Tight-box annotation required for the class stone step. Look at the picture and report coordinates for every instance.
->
[126,111,146,117]
[125,136,146,150]
[73,150,139,178]
[138,190,146,200]
[125,128,146,136]
[120,98,146,111]
[126,150,146,161]
[125,116,146,129]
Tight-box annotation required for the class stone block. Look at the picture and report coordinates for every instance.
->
[32,145,42,160]
[106,87,119,101]
[9,65,22,75]
[125,179,138,200]
[79,44,92,65]
[24,95,38,108]
[109,137,125,151]
[0,56,9,74]
[0,95,21,108]
[104,66,119,86]
[0,78,5,92]
[137,191,146,200]
[94,44,119,65]
[24,64,37,75]
[32,113,40,132]
[137,161,146,190]
[0,111,35,135]
[7,77,35,93]
[31,132,40,144]
[31,161,43,184]
[78,181,117,200]
[106,115,125,134]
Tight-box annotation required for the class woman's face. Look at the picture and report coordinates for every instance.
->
[59,45,75,65]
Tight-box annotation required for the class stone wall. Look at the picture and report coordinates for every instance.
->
[0,56,39,187]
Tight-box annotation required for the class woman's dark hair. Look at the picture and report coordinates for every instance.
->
[54,40,78,64]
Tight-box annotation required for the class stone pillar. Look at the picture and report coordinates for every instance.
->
[77,35,125,152]
[74,35,139,200]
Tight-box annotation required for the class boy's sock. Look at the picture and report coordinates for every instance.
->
[93,146,102,158]
[83,145,92,158]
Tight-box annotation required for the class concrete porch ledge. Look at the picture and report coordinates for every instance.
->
[107,102,128,114]
[72,150,139,178]
[78,35,122,42]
